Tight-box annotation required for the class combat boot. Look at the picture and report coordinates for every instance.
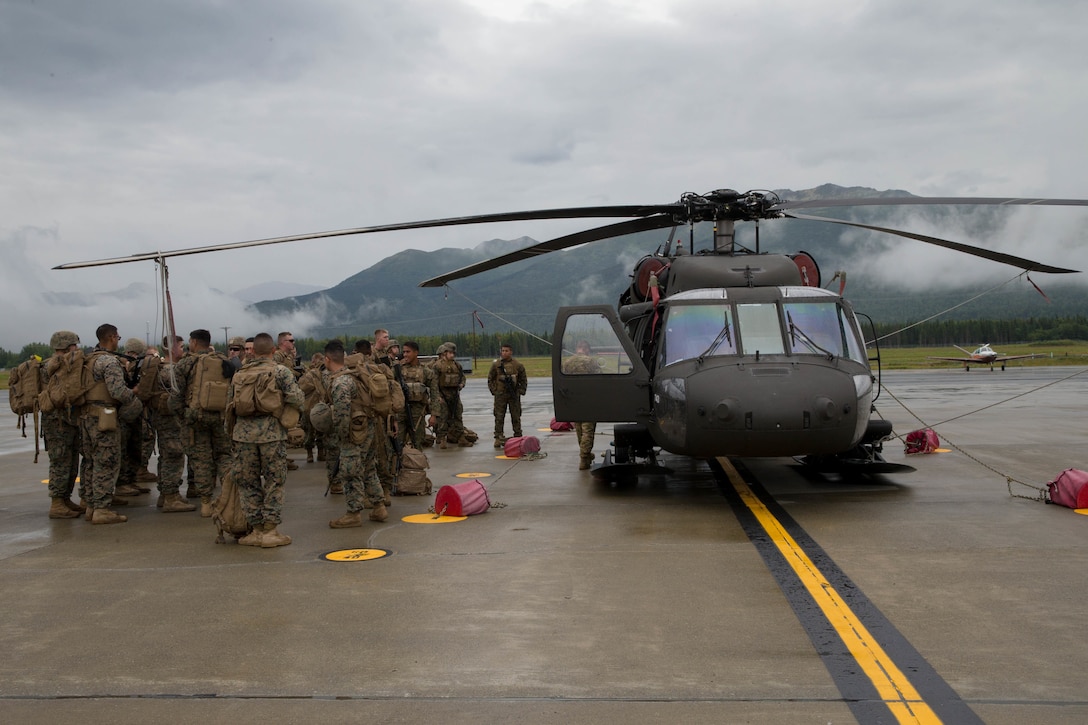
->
[329,482,344,494]
[286,459,299,471]
[457,436,474,447]
[135,468,158,484]
[382,488,392,507]
[306,448,314,463]
[494,437,505,449]
[161,493,197,513]
[91,508,128,525]
[114,483,142,497]
[439,440,448,450]
[329,511,363,529]
[369,503,389,523]
[49,497,81,519]
[579,452,595,470]
[238,527,263,547]
[63,498,86,513]
[200,497,214,518]
[317,447,327,462]
[260,523,292,548]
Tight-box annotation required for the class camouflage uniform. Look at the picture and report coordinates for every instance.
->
[371,354,398,498]
[561,353,601,468]
[40,356,80,502]
[227,358,304,529]
[487,356,528,441]
[432,356,467,444]
[329,371,384,513]
[320,367,343,494]
[148,361,186,497]
[396,358,438,449]
[170,351,232,505]
[81,349,141,511]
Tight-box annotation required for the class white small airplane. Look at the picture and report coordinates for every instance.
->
[928,343,1040,371]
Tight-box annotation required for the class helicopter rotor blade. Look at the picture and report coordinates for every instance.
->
[418,215,678,288]
[783,211,1080,274]
[774,196,1088,212]
[54,204,681,270]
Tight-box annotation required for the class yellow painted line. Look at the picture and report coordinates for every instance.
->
[717,457,942,725]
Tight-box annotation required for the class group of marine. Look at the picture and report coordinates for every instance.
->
[34,323,552,548]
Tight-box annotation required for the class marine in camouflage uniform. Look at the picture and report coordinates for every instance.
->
[561,342,602,470]
[396,341,438,450]
[432,342,470,448]
[487,344,528,446]
[80,324,143,524]
[42,331,85,519]
[146,338,196,513]
[170,329,232,516]
[372,342,399,501]
[227,335,305,547]
[325,341,387,528]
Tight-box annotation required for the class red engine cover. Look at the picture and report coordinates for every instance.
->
[790,251,821,287]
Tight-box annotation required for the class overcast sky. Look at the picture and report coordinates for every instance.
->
[3,0,1087,350]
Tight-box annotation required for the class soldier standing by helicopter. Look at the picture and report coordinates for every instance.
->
[430,342,472,449]
[561,340,600,470]
[41,330,85,519]
[487,343,527,448]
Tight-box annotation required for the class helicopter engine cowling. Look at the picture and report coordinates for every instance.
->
[630,256,669,301]
[649,357,869,458]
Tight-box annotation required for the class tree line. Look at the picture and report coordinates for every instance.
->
[7,316,1088,369]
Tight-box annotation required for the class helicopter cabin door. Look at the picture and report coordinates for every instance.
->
[552,306,652,423]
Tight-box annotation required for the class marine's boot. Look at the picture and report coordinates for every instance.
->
[381,488,392,507]
[317,447,327,462]
[84,507,94,521]
[238,527,263,547]
[135,468,158,484]
[184,484,199,499]
[305,448,314,464]
[579,452,595,471]
[368,503,389,523]
[161,493,197,513]
[49,497,81,519]
[91,508,128,525]
[200,497,214,518]
[114,483,142,497]
[260,523,292,548]
[494,438,504,449]
[329,482,344,494]
[457,436,474,447]
[63,498,86,513]
[439,440,448,450]
[111,496,129,506]
[286,459,299,471]
[329,511,363,529]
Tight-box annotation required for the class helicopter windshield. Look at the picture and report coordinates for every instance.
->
[782,301,867,363]
[662,304,737,366]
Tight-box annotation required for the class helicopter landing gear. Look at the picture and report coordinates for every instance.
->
[794,419,915,475]
[593,423,672,484]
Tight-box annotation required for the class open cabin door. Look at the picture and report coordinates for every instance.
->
[552,306,652,423]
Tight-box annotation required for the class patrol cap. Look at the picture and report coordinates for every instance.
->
[49,330,81,350]
[123,337,147,356]
[228,336,245,348]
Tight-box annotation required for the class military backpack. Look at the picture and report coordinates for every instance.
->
[8,356,42,417]
[38,350,96,414]
[188,353,232,413]
[229,363,284,418]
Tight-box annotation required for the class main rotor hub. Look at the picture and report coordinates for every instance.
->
[675,189,784,225]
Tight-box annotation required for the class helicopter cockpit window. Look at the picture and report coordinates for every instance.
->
[735,303,786,355]
[781,301,867,363]
[560,313,632,375]
[662,304,737,366]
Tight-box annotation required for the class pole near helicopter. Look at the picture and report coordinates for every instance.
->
[55,188,1088,474]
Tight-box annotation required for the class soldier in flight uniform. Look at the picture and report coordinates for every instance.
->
[41,330,85,519]
[487,343,528,448]
[227,332,305,547]
[431,342,472,449]
[81,323,143,524]
[325,340,388,528]
[561,340,601,470]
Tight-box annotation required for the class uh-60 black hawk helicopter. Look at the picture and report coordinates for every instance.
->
[57,188,1088,477]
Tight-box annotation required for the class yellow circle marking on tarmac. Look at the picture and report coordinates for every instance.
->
[403,513,467,524]
[1075,509,1088,517]
[933,448,952,453]
[320,548,391,562]
[456,472,491,479]
[536,427,553,432]
[495,455,518,460]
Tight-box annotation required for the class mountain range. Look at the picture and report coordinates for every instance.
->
[249,185,1088,339]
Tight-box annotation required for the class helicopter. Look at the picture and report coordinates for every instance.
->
[56,188,1088,474]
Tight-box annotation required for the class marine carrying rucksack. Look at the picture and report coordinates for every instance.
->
[39,350,95,415]
[230,363,284,418]
[348,362,394,417]
[188,353,232,412]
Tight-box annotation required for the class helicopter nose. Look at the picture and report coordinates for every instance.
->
[814,396,837,421]
[714,398,740,422]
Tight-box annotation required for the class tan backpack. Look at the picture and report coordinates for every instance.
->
[188,353,231,412]
[230,363,284,418]
[8,356,42,417]
[39,350,95,414]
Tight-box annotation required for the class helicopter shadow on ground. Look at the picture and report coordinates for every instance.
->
[759,460,911,501]
[587,454,724,500]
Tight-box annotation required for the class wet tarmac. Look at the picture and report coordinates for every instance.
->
[2,369,1087,724]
